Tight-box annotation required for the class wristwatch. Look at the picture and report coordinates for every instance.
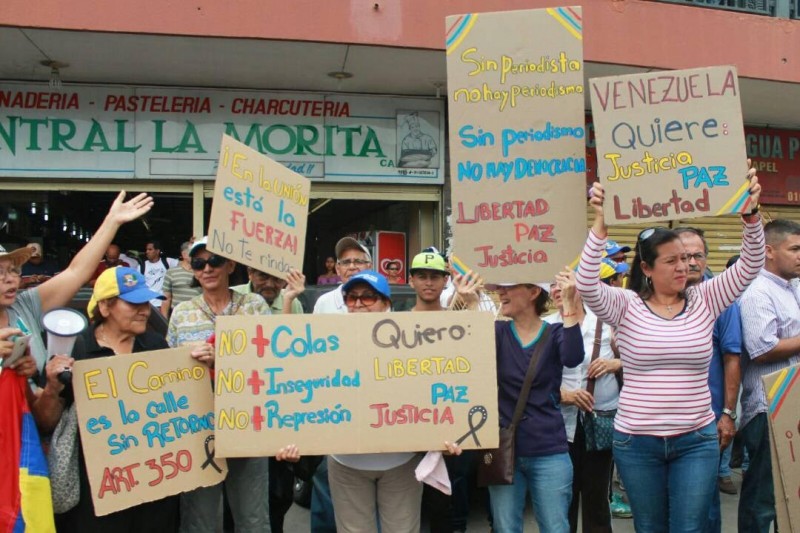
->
[722,408,737,421]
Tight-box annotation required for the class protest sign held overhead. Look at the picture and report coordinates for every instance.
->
[213,311,498,457]
[590,66,752,224]
[72,348,227,516]
[445,7,588,284]
[207,134,310,277]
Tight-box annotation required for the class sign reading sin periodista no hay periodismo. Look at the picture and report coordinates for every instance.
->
[445,7,588,283]
[213,312,498,457]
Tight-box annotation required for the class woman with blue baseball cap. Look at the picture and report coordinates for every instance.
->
[32,267,178,532]
[305,270,459,533]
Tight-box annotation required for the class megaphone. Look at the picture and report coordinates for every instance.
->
[42,307,88,384]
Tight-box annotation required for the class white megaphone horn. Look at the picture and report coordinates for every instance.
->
[42,307,88,384]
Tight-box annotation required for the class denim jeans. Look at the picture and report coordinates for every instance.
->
[179,457,270,533]
[738,413,776,532]
[488,453,572,533]
[612,422,719,533]
[310,457,337,533]
[706,422,734,533]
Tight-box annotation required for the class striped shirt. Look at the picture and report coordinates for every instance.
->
[162,266,202,309]
[575,218,764,436]
[739,270,800,428]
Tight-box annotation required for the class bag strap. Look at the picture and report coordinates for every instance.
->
[510,324,551,427]
[586,318,603,396]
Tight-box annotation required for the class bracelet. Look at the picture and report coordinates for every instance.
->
[562,311,577,318]
[744,204,760,217]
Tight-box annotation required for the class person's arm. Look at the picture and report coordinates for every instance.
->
[753,337,800,364]
[451,270,482,310]
[718,352,740,449]
[574,183,630,325]
[30,354,73,433]
[160,292,173,317]
[740,286,800,364]
[282,269,306,315]
[560,386,594,412]
[700,169,765,317]
[36,191,153,312]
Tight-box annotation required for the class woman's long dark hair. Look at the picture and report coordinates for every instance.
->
[629,227,682,299]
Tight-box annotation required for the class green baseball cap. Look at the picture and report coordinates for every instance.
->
[410,252,448,274]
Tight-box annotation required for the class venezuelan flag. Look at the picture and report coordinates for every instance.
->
[0,370,55,533]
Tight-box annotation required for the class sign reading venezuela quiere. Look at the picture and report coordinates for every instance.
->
[207,134,310,277]
[445,7,588,283]
[213,312,498,457]
[72,348,227,516]
[590,66,751,225]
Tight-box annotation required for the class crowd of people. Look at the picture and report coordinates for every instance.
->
[0,165,799,533]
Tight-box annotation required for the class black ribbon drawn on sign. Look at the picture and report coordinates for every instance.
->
[202,435,223,473]
[455,405,487,447]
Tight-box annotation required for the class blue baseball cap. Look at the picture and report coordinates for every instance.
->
[87,267,164,319]
[601,257,629,278]
[341,270,391,300]
[605,240,631,256]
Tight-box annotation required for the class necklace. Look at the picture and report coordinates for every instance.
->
[650,298,681,313]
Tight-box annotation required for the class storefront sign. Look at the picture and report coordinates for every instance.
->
[72,348,227,516]
[590,66,751,223]
[213,312,498,457]
[207,135,309,276]
[445,7,588,283]
[0,84,444,184]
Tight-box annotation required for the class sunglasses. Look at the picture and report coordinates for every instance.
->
[636,227,672,257]
[190,254,227,270]
[344,292,380,306]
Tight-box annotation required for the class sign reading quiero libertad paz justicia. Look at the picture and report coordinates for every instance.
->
[213,312,498,457]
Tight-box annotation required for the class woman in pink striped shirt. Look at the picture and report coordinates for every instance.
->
[575,175,765,532]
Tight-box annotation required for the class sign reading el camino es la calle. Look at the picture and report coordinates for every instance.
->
[0,84,444,183]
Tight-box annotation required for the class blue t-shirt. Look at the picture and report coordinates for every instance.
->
[710,301,742,418]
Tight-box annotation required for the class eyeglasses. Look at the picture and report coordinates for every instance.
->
[190,254,227,270]
[686,253,707,262]
[337,259,370,267]
[344,292,380,306]
[0,266,22,278]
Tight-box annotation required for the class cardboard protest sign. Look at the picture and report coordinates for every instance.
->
[590,66,752,225]
[73,348,227,516]
[207,134,310,278]
[213,311,498,457]
[763,363,800,532]
[445,7,587,284]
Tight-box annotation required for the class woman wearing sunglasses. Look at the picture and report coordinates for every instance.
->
[575,173,765,532]
[166,235,272,533]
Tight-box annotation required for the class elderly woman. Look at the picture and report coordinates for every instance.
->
[546,266,622,533]
[482,279,583,533]
[0,191,153,374]
[167,236,271,533]
[575,175,764,532]
[32,266,179,532]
